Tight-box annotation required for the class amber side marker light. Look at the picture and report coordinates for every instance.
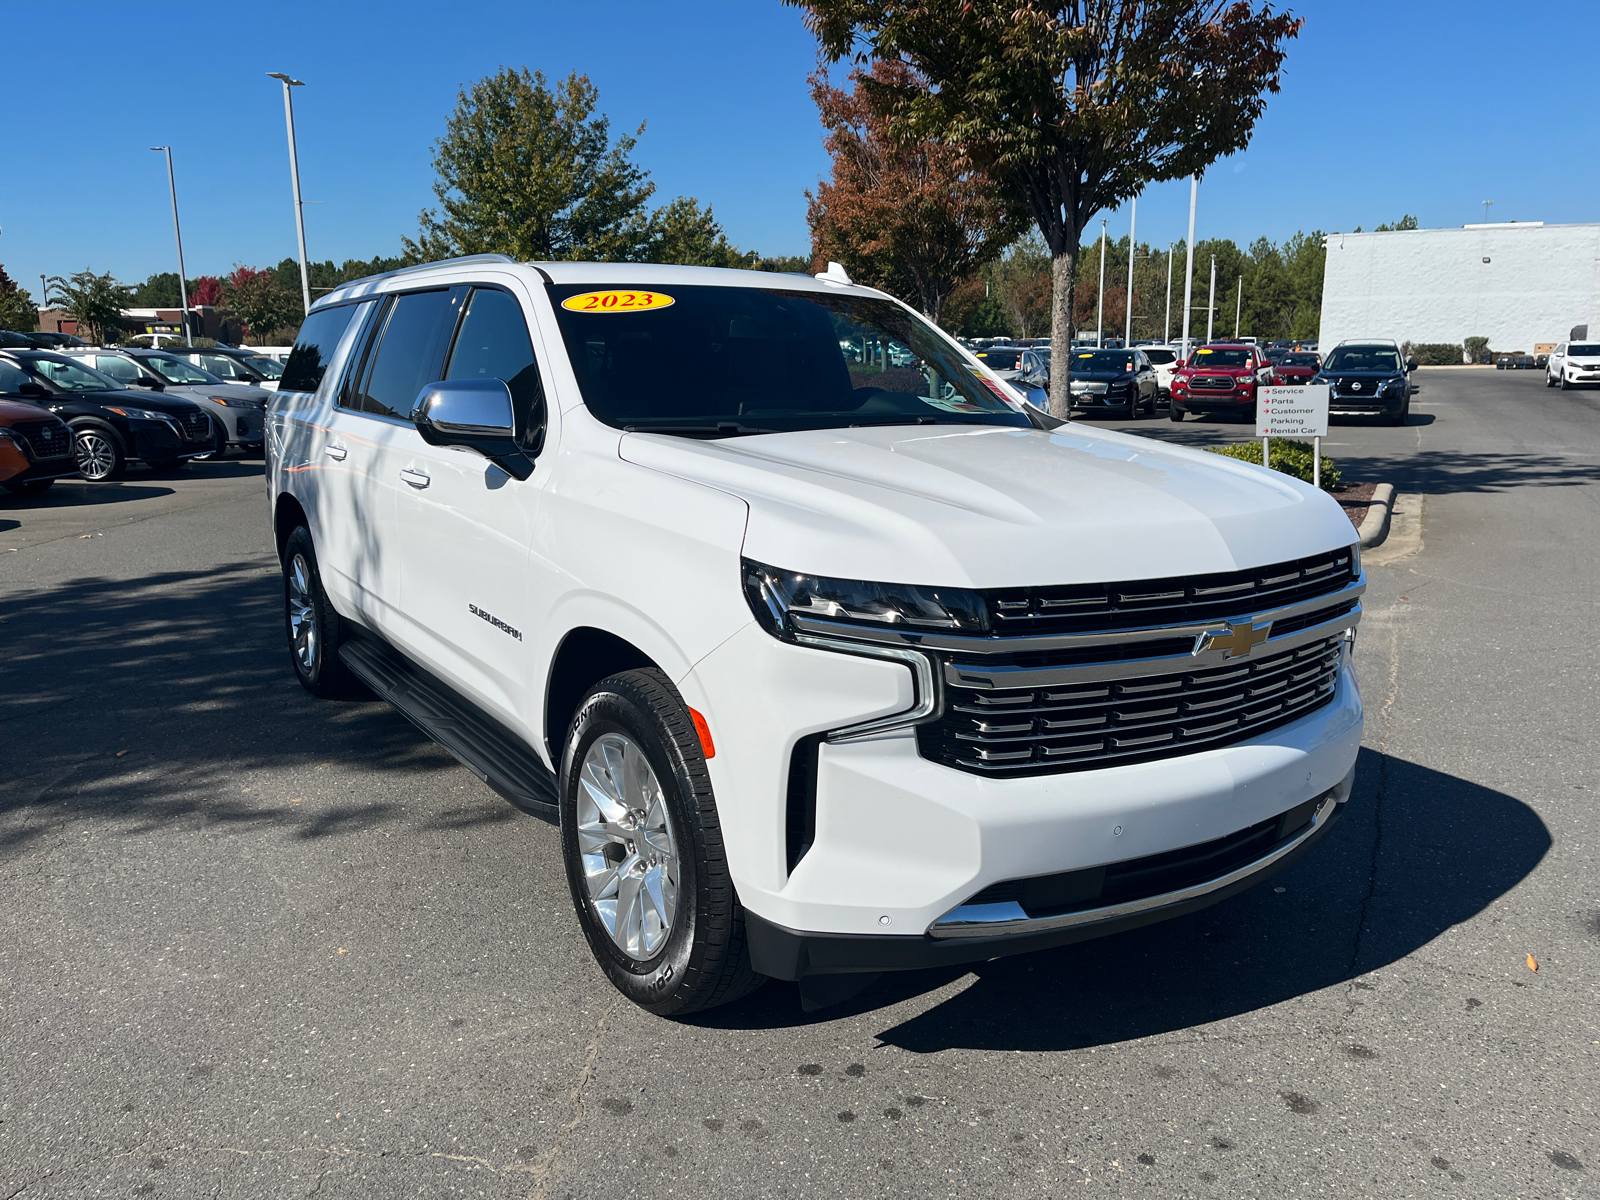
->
[688,708,716,759]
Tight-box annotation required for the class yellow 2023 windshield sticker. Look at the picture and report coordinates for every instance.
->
[560,290,675,313]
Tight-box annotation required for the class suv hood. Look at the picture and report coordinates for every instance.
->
[621,424,1354,587]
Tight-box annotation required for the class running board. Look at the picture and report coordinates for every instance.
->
[339,635,559,822]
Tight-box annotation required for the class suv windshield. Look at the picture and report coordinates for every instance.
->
[243,355,284,378]
[1282,354,1320,366]
[1190,348,1252,367]
[548,285,1030,435]
[143,354,220,385]
[1324,346,1401,372]
[972,348,1022,370]
[1072,351,1138,373]
[19,353,119,391]
[1568,344,1600,357]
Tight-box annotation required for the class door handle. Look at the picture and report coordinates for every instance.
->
[400,469,431,489]
[325,445,348,461]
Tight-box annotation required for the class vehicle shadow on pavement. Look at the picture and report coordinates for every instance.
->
[0,483,176,509]
[0,561,488,860]
[702,746,1549,1043]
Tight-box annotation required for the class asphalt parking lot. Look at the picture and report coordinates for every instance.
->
[2,367,1597,1199]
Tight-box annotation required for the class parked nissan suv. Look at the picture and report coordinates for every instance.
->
[267,256,1364,1016]
[1313,341,1416,425]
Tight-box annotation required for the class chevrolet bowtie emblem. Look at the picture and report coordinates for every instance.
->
[1197,621,1272,658]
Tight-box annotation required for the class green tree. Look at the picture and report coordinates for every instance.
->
[224,266,293,345]
[986,234,1053,338]
[45,269,128,344]
[643,197,750,268]
[1374,214,1419,232]
[789,0,1303,418]
[0,264,39,332]
[404,67,656,263]
[130,272,183,308]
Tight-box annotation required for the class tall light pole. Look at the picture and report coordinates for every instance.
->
[150,146,192,347]
[1164,244,1173,344]
[1481,199,1493,223]
[1206,256,1217,344]
[1181,176,1198,359]
[1095,218,1107,347]
[1234,275,1243,339]
[268,72,312,316]
[1123,196,1137,348]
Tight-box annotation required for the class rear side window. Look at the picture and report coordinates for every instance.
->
[201,354,248,379]
[281,304,360,394]
[0,361,30,393]
[94,355,141,384]
[444,287,546,451]
[351,290,457,419]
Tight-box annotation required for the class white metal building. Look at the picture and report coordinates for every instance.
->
[1318,222,1600,355]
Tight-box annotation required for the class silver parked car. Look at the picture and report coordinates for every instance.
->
[60,349,269,458]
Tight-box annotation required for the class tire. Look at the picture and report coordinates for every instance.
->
[74,427,124,482]
[1169,403,1186,422]
[560,668,764,1017]
[1546,372,1556,388]
[4,479,54,496]
[1559,374,1569,391]
[1389,397,1409,426]
[282,526,365,699]
[1126,394,1141,420]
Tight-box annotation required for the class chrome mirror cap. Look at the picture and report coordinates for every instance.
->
[412,378,515,437]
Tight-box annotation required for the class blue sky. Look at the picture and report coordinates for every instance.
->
[1,0,1592,305]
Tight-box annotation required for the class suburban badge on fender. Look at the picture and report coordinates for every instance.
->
[469,603,522,641]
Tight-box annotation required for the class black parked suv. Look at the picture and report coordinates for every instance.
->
[0,351,214,479]
[1313,342,1416,426]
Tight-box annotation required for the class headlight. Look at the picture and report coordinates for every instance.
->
[0,428,24,450]
[743,559,989,639]
[105,407,166,421]
[208,395,231,406]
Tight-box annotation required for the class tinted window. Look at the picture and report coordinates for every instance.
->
[145,354,218,385]
[94,355,142,384]
[1142,349,1175,364]
[445,287,546,451]
[201,354,250,379]
[281,304,360,394]
[1072,351,1138,372]
[1569,344,1600,357]
[1190,348,1252,367]
[1324,346,1401,372]
[0,361,30,393]
[975,348,1022,369]
[548,284,1027,435]
[24,356,118,390]
[1282,354,1319,366]
[353,290,457,419]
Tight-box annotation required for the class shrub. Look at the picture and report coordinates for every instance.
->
[1464,336,1491,365]
[1402,342,1464,366]
[1206,439,1342,492]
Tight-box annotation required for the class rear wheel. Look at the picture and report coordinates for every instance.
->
[282,526,365,699]
[560,669,764,1017]
[74,428,124,482]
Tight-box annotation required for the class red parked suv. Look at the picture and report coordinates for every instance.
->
[1272,351,1321,386]
[1169,343,1276,421]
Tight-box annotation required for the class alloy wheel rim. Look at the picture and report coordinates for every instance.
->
[576,732,680,960]
[77,433,114,480]
[287,553,318,672]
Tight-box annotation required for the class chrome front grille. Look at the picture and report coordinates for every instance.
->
[1188,374,1237,391]
[918,635,1343,776]
[985,548,1355,637]
[12,419,73,460]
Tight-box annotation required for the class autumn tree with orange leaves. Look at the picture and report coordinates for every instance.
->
[807,59,1025,327]
[788,0,1303,418]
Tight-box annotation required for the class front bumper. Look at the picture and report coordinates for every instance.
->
[748,768,1351,980]
[1329,392,1405,416]
[1172,387,1254,411]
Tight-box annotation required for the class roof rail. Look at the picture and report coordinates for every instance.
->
[320,253,517,304]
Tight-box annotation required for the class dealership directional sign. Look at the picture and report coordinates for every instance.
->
[1256,385,1330,438]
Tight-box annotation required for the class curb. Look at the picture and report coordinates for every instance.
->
[1358,483,1396,548]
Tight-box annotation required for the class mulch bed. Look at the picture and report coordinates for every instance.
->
[1327,481,1377,530]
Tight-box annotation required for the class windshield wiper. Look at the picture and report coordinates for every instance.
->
[847,416,940,428]
[622,422,782,437]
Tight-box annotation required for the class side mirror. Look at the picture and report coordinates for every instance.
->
[1173,359,1186,369]
[1406,358,1418,371]
[18,381,48,398]
[411,378,532,481]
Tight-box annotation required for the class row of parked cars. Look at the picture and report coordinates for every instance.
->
[0,344,280,493]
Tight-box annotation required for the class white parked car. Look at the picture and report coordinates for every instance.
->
[1545,341,1600,389]
[1140,344,1182,399]
[266,256,1364,1015]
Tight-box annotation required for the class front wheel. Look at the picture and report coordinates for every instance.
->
[74,428,124,482]
[560,669,764,1017]
[192,426,228,461]
[1558,374,1569,390]
[1169,404,1186,422]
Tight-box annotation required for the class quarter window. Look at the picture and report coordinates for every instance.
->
[444,287,546,451]
[281,304,361,394]
[94,355,142,384]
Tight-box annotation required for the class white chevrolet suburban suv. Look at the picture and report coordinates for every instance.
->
[266,255,1364,1015]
